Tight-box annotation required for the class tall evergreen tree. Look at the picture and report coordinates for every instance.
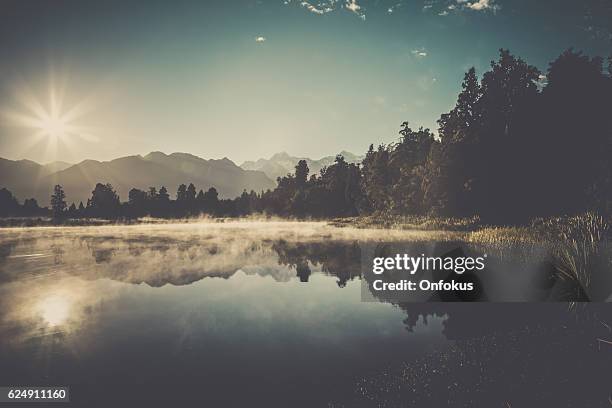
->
[50,185,67,219]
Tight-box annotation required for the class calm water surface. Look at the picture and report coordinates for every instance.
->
[0,222,610,407]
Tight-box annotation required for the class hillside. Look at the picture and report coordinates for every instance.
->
[0,153,275,205]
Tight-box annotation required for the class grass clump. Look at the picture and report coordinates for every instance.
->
[536,212,610,293]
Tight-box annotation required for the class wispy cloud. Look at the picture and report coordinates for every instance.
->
[387,2,403,14]
[411,48,428,58]
[465,0,496,11]
[457,0,499,12]
[286,0,364,19]
[300,0,334,15]
[286,0,499,18]
[255,36,266,43]
[345,0,366,20]
[422,0,500,16]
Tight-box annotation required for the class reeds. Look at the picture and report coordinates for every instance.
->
[331,214,481,231]
[543,213,610,292]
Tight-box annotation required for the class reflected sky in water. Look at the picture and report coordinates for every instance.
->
[0,222,610,407]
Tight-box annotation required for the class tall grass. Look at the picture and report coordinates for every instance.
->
[466,212,610,301]
[537,212,610,294]
[330,214,481,231]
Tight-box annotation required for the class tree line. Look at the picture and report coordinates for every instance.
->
[0,49,610,223]
[359,48,611,223]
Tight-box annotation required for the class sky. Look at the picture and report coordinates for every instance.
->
[0,0,610,165]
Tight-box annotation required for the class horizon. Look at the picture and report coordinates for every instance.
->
[1,0,610,165]
[1,148,364,167]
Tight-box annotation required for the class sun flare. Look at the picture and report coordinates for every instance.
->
[37,111,70,140]
[1,78,99,153]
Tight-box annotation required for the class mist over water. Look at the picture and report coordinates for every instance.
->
[0,221,610,406]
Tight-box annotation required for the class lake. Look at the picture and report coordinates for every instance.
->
[0,221,610,407]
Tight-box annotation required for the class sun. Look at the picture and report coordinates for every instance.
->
[38,111,70,140]
[20,86,84,141]
[1,79,98,148]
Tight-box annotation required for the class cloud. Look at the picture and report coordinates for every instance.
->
[345,0,360,13]
[345,0,366,20]
[420,0,499,16]
[460,0,500,12]
[438,3,458,15]
[411,48,428,58]
[286,0,365,20]
[289,0,499,19]
[465,0,490,10]
[387,2,402,14]
[300,1,334,14]
[255,36,266,43]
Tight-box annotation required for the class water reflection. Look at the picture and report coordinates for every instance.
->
[0,222,610,406]
[38,295,71,326]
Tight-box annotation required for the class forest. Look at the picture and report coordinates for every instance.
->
[1,49,610,224]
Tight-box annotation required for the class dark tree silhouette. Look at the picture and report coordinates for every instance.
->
[186,183,196,202]
[0,188,20,216]
[128,188,148,217]
[89,183,121,218]
[295,160,309,188]
[425,68,483,216]
[68,203,77,217]
[539,49,611,216]
[176,184,187,201]
[23,198,42,215]
[361,144,391,213]
[201,187,219,215]
[158,186,170,201]
[50,185,67,219]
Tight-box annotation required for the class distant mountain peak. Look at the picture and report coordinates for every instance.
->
[143,151,168,160]
[271,151,291,159]
[78,159,102,166]
[240,151,364,181]
[44,160,72,167]
[169,152,202,160]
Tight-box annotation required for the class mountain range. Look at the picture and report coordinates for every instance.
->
[1,150,364,206]
[0,152,275,205]
[240,151,364,181]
